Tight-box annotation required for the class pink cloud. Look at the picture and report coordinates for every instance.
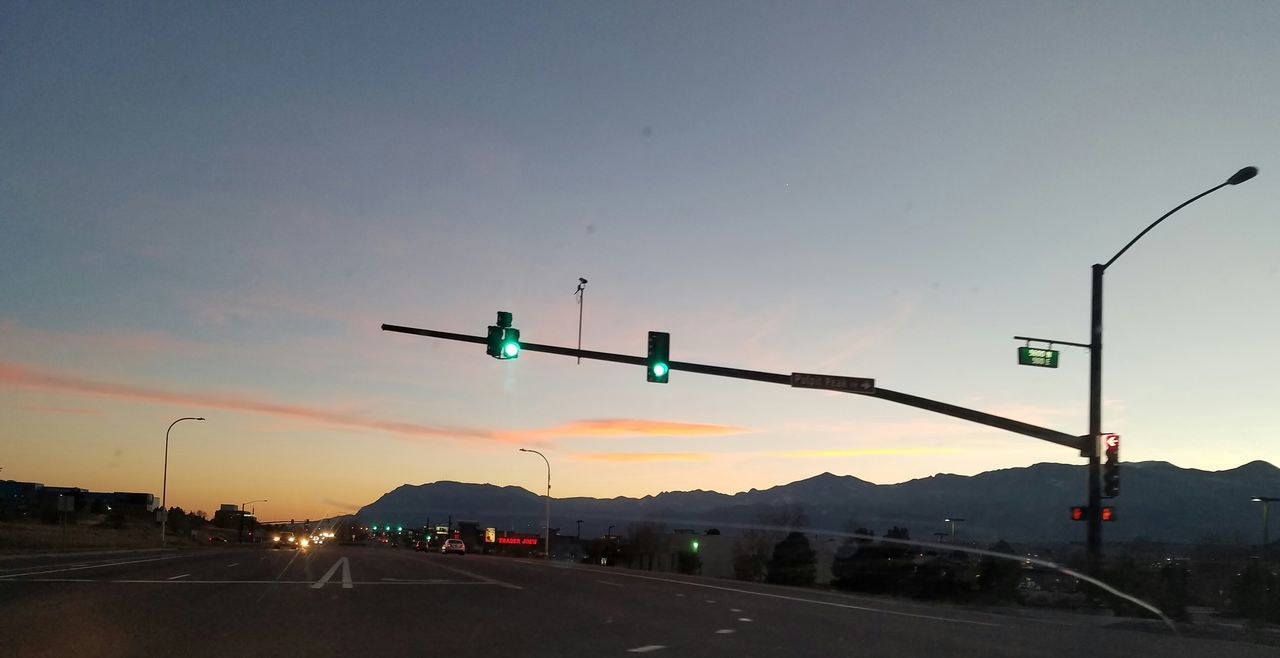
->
[572,452,711,462]
[18,404,104,416]
[0,361,747,448]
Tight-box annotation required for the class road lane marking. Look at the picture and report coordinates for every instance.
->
[738,618,753,622]
[714,629,735,634]
[428,561,522,590]
[626,646,665,653]
[0,554,192,579]
[167,574,190,580]
[556,568,1003,628]
[674,593,685,597]
[226,563,239,567]
[311,557,352,589]
[594,580,623,587]
[730,608,742,612]
[2,578,519,586]
[705,599,716,603]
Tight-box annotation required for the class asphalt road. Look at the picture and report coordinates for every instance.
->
[0,544,1269,657]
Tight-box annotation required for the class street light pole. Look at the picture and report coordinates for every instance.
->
[520,448,552,560]
[944,518,964,542]
[576,519,583,540]
[1085,166,1257,576]
[1253,497,1278,553]
[160,417,205,544]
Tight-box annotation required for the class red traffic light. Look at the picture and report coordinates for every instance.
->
[1070,506,1086,521]
[1102,433,1120,457]
[1100,506,1115,522]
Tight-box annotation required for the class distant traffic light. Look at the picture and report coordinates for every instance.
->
[691,540,699,552]
[1070,506,1087,521]
[647,331,670,383]
[1100,506,1116,522]
[1102,433,1120,498]
[486,312,521,359]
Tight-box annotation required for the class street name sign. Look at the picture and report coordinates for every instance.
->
[790,372,875,394]
[1018,346,1059,368]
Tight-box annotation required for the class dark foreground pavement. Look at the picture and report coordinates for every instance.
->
[0,545,1268,657]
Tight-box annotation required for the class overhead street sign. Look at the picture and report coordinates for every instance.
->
[1018,346,1059,368]
[790,372,875,394]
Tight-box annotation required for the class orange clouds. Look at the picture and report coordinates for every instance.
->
[0,361,749,448]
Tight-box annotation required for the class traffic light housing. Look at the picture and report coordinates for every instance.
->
[647,331,670,383]
[486,312,521,359]
[1102,433,1120,498]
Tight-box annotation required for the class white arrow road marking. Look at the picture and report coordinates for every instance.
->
[311,557,352,589]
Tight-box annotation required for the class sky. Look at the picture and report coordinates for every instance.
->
[2,1,1278,522]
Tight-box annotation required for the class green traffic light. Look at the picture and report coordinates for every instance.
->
[692,540,699,552]
[503,341,520,358]
[651,363,667,378]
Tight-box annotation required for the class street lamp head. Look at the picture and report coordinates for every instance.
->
[1253,497,1264,502]
[519,448,530,453]
[196,417,206,421]
[1227,166,1258,186]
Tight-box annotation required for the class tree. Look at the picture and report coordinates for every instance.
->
[766,532,816,586]
[625,520,666,570]
[733,504,810,582]
[676,549,702,575]
[975,539,1022,603]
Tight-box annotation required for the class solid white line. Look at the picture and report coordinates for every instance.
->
[714,629,735,634]
[626,646,666,653]
[594,580,623,587]
[557,568,1003,628]
[167,574,190,580]
[428,561,522,590]
[0,554,192,579]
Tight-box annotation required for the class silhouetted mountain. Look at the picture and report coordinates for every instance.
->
[354,461,1280,544]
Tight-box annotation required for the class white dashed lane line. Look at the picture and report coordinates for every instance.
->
[167,574,190,580]
[626,646,666,653]
[738,618,753,622]
[226,563,239,567]
[729,608,742,612]
[714,629,735,634]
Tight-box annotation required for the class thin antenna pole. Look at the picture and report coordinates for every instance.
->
[575,278,587,365]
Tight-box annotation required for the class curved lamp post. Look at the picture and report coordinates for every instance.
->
[519,448,552,560]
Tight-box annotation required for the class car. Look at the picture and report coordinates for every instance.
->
[272,531,299,549]
[206,535,228,544]
[413,539,430,552]
[441,539,466,555]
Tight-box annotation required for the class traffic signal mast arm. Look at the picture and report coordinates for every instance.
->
[381,323,1086,452]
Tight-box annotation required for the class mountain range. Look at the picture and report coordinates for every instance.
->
[354,460,1280,544]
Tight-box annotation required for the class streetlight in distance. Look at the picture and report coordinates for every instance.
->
[943,518,965,542]
[519,448,552,560]
[576,519,583,540]
[1079,166,1258,576]
[160,417,205,544]
[1252,496,1278,554]
[241,499,267,511]
[607,525,615,538]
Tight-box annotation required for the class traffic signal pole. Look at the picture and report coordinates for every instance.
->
[1087,263,1104,578]
[381,323,1085,452]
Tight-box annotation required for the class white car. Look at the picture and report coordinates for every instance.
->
[441,539,466,555]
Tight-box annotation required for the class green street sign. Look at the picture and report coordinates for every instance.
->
[1018,346,1059,368]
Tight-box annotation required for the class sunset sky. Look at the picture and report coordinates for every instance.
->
[3,2,1278,522]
